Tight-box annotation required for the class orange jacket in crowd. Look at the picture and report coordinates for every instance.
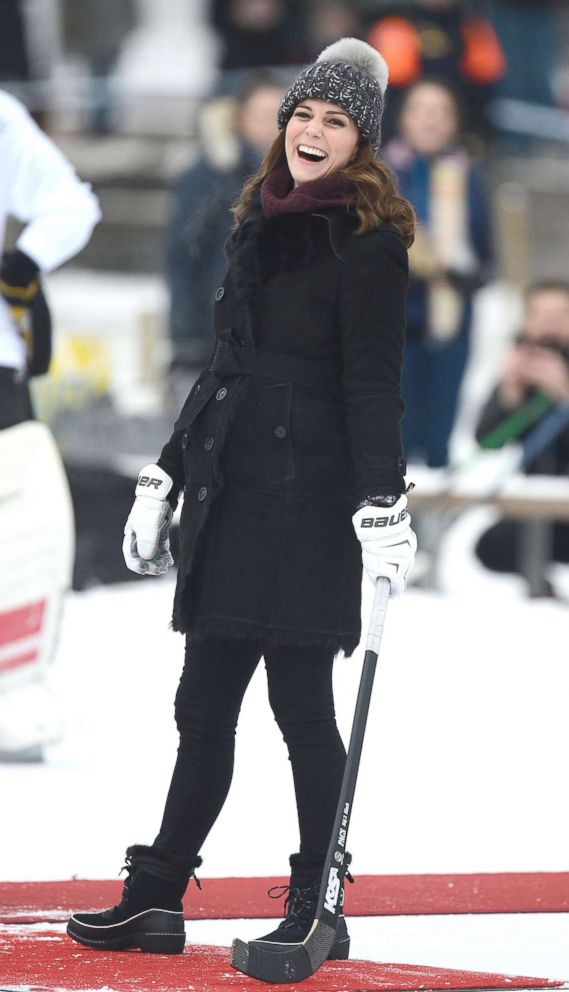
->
[368,13,506,88]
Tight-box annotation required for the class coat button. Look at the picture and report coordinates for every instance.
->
[274,425,287,439]
[204,436,214,451]
[216,387,228,401]
[238,337,246,347]
[197,486,208,501]
[181,432,189,450]
[196,383,201,393]
[215,286,225,301]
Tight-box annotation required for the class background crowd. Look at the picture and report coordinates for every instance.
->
[2,0,569,601]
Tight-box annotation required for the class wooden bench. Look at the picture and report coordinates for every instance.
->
[407,466,569,595]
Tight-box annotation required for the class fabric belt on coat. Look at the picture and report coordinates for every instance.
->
[210,339,340,392]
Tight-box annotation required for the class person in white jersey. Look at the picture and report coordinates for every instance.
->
[0,89,100,424]
[0,90,100,761]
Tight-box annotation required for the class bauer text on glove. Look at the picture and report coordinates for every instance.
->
[122,464,175,576]
[352,494,417,596]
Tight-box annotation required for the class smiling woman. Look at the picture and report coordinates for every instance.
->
[285,100,360,184]
[232,39,414,241]
[66,36,417,968]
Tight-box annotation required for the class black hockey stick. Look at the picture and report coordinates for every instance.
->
[230,576,391,984]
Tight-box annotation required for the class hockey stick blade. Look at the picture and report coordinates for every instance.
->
[230,578,390,983]
[230,917,337,983]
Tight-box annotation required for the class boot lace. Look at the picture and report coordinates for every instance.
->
[117,851,139,908]
[267,869,354,930]
[268,882,320,929]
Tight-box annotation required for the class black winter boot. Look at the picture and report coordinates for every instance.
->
[255,853,352,959]
[67,845,201,954]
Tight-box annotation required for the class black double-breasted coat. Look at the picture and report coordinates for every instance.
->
[158,197,408,656]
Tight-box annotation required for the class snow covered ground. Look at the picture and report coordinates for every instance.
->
[187,912,569,981]
[3,913,568,984]
[3,575,568,880]
[1,567,568,982]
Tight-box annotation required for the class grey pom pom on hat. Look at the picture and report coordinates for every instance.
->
[277,37,389,153]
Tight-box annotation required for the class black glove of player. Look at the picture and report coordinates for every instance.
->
[0,250,40,307]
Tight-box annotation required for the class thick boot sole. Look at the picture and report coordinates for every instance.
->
[67,909,185,955]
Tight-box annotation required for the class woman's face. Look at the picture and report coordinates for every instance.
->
[399,83,459,157]
[285,98,359,186]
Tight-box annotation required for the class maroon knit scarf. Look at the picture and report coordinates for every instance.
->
[260,163,354,219]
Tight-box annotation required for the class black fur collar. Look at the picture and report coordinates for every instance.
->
[224,195,358,341]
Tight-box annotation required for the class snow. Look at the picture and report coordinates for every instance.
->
[2,914,569,985]
[1,570,568,982]
[195,913,569,982]
[2,578,567,879]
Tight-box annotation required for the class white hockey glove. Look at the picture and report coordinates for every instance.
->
[352,494,417,597]
[122,464,174,576]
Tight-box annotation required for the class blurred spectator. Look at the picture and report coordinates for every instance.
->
[475,280,569,584]
[62,0,136,132]
[366,0,505,139]
[0,0,29,83]
[166,72,284,378]
[211,0,307,71]
[303,0,364,58]
[384,78,493,468]
[492,0,558,107]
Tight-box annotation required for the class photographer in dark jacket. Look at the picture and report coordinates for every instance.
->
[68,38,416,960]
[476,280,569,579]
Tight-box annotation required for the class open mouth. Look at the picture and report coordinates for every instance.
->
[297,144,328,164]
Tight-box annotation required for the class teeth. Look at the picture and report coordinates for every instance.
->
[298,144,327,159]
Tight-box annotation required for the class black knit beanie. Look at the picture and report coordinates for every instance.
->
[278,37,389,153]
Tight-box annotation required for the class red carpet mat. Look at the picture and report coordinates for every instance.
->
[0,926,566,992]
[1,872,568,925]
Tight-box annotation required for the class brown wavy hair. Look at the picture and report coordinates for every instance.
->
[232,132,415,248]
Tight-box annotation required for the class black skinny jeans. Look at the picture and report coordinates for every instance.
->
[153,634,346,872]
